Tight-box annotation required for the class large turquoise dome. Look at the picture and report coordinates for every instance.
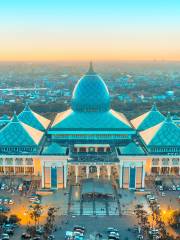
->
[71,63,110,112]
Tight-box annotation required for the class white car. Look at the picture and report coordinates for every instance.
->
[161,192,166,197]
[149,228,159,235]
[1,184,6,190]
[3,199,9,205]
[8,199,14,205]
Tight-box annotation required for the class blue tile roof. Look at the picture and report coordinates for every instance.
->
[18,104,50,131]
[0,113,44,147]
[118,142,145,155]
[131,104,165,131]
[42,143,67,155]
[51,109,133,130]
[140,113,180,147]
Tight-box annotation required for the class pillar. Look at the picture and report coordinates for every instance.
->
[107,165,111,180]
[75,165,78,184]
[142,162,146,188]
[23,158,26,175]
[63,164,68,188]
[86,165,89,178]
[13,158,15,174]
[41,162,45,188]
[97,165,100,179]
[3,158,6,174]
[119,163,123,188]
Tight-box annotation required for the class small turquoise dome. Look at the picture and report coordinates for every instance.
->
[72,63,110,112]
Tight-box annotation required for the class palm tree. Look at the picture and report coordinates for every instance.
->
[43,207,58,239]
[29,204,42,228]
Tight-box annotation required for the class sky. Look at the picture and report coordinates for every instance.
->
[0,0,180,61]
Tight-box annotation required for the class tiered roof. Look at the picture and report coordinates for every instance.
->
[42,143,67,155]
[18,104,50,131]
[51,109,132,130]
[0,113,44,146]
[118,142,145,155]
[131,104,165,131]
[139,113,180,147]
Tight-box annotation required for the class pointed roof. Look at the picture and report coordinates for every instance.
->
[0,114,10,121]
[18,103,50,131]
[0,113,44,146]
[42,143,67,155]
[0,114,10,127]
[51,109,132,130]
[119,142,145,155]
[131,103,165,131]
[139,112,180,147]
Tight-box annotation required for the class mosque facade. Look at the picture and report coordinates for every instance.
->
[0,63,179,190]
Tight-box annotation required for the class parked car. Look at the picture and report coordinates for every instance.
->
[137,235,143,240]
[3,199,9,205]
[107,227,119,234]
[161,192,166,197]
[48,235,55,240]
[0,233,10,240]
[21,233,31,239]
[1,184,6,190]
[8,199,14,205]
[0,205,10,213]
[73,226,85,234]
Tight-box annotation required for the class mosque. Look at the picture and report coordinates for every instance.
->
[0,63,179,190]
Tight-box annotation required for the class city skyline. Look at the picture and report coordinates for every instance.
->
[0,0,180,61]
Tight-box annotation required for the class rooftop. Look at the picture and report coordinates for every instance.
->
[0,113,44,147]
[18,104,50,131]
[139,113,180,147]
[71,62,110,112]
[131,103,165,131]
[117,142,145,155]
[51,109,132,130]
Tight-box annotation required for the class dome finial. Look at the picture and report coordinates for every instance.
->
[87,61,96,75]
[151,102,157,111]
[24,102,31,111]
[12,111,19,122]
[166,111,172,122]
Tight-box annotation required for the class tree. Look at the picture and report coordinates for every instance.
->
[9,214,21,224]
[29,204,42,228]
[43,207,58,239]
[27,226,36,237]
[134,204,150,237]
[0,214,7,226]
[169,210,180,229]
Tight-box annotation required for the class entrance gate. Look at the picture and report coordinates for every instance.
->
[51,166,57,189]
[129,167,136,189]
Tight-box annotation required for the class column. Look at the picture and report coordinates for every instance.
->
[75,165,79,184]
[119,163,123,188]
[63,164,68,188]
[23,158,26,175]
[13,158,15,174]
[3,158,6,174]
[107,165,111,180]
[86,165,89,178]
[97,165,100,179]
[141,162,146,188]
[41,161,45,188]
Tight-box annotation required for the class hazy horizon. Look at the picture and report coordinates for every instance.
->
[1,1,180,61]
